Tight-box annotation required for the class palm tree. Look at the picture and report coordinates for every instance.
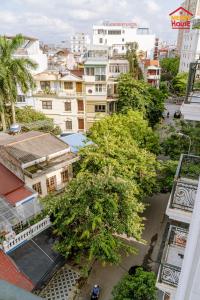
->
[0,34,37,130]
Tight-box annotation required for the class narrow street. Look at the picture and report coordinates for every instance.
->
[78,193,169,300]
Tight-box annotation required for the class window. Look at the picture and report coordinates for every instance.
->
[78,118,84,130]
[61,170,69,183]
[17,95,26,103]
[64,82,73,89]
[122,46,124,50]
[40,81,50,90]
[66,120,72,130]
[64,102,71,111]
[95,105,106,112]
[32,182,42,195]
[95,67,106,81]
[99,38,103,44]
[46,176,57,193]
[42,101,52,109]
[78,100,84,111]
[95,84,103,92]
[86,67,95,76]
[122,38,124,42]
[108,30,121,35]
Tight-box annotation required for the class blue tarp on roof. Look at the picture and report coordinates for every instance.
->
[60,133,93,153]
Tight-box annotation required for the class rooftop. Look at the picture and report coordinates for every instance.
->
[0,250,34,291]
[60,133,93,153]
[0,131,70,165]
[0,163,34,206]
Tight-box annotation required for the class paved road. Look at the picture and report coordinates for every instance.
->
[78,193,169,300]
[164,102,182,125]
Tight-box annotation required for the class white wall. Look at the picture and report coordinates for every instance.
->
[179,30,200,72]
[93,25,155,58]
[175,179,200,300]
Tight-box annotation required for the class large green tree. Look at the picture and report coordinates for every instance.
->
[112,267,157,300]
[44,112,158,264]
[160,57,180,82]
[0,34,37,130]
[172,72,188,96]
[117,74,166,127]
[16,106,61,135]
[44,169,144,264]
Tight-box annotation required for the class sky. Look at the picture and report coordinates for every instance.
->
[0,0,181,44]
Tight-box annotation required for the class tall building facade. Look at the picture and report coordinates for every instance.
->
[70,33,90,54]
[156,61,200,300]
[92,22,155,58]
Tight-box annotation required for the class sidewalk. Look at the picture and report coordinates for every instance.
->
[77,193,169,300]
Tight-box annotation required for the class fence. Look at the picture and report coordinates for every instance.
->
[2,216,51,253]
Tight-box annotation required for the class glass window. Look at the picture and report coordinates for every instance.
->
[17,95,26,103]
[46,176,57,193]
[42,101,52,109]
[95,84,103,92]
[40,81,50,90]
[64,102,71,111]
[32,182,42,195]
[64,82,73,89]
[86,67,95,76]
[108,30,121,35]
[61,170,69,183]
[95,105,106,112]
[66,120,72,130]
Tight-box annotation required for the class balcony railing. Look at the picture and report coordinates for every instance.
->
[158,225,188,288]
[33,89,84,98]
[159,264,181,287]
[2,216,51,253]
[169,154,200,212]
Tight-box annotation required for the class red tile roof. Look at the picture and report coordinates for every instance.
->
[6,187,33,206]
[0,250,34,291]
[0,163,23,195]
[0,163,34,206]
[70,69,84,78]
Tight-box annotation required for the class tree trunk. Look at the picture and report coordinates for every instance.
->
[0,110,6,131]
[11,102,16,124]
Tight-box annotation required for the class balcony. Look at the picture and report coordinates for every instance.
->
[166,154,200,223]
[157,225,188,292]
[33,89,84,98]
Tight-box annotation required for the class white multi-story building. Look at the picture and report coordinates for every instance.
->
[70,32,90,54]
[179,18,200,72]
[11,36,48,74]
[92,22,155,58]
[157,61,200,300]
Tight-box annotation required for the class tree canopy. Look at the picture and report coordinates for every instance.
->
[172,72,188,96]
[117,74,166,127]
[43,111,158,264]
[112,267,157,300]
[0,34,37,130]
[16,106,61,135]
[160,57,180,81]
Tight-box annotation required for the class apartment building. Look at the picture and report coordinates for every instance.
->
[157,61,200,300]
[140,59,161,88]
[92,22,155,58]
[83,45,129,129]
[0,131,78,197]
[17,70,85,133]
[177,0,200,55]
[179,18,200,72]
[70,32,90,54]
[9,35,48,74]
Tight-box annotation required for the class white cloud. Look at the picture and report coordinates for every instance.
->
[145,0,160,13]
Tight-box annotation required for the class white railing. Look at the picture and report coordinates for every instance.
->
[2,216,51,253]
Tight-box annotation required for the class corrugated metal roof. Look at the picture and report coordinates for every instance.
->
[60,133,93,153]
[0,131,70,164]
